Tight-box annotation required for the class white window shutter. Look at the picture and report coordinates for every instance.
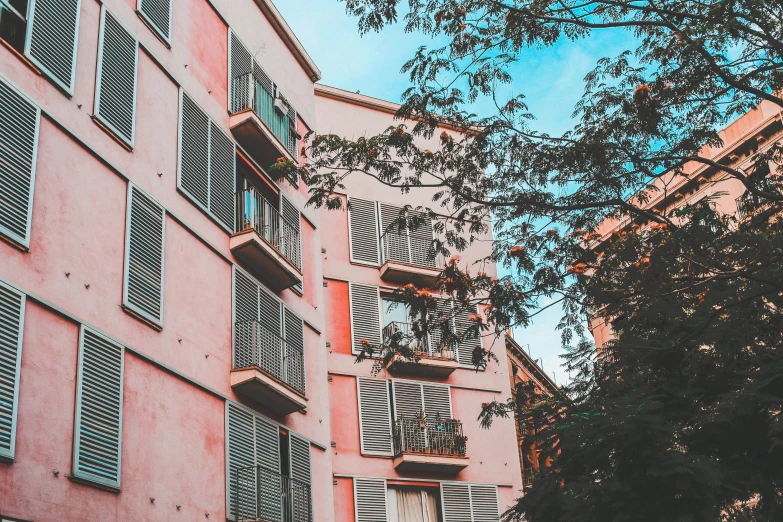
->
[72,327,124,489]
[454,303,482,367]
[379,202,409,265]
[280,193,302,272]
[0,283,25,460]
[226,402,255,521]
[255,415,282,522]
[178,91,210,208]
[348,282,382,354]
[428,297,454,356]
[25,0,82,94]
[422,383,452,420]
[137,0,172,43]
[284,308,306,395]
[289,433,311,485]
[233,267,259,368]
[0,78,41,248]
[123,184,165,327]
[469,484,500,522]
[441,482,472,522]
[348,197,380,265]
[391,379,423,419]
[357,377,393,456]
[409,210,435,268]
[354,476,388,522]
[228,29,252,114]
[258,288,283,380]
[208,122,236,230]
[94,7,139,148]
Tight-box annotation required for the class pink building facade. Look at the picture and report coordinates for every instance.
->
[0,1,521,520]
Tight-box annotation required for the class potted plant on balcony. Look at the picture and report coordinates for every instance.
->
[275,93,290,115]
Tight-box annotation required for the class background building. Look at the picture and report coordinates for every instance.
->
[0,0,521,520]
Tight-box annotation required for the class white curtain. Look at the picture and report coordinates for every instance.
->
[387,487,441,522]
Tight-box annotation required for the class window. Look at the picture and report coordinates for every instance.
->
[387,486,442,522]
[25,0,82,94]
[0,281,25,461]
[94,6,139,148]
[72,326,125,490]
[0,0,27,54]
[0,75,40,249]
[357,377,393,456]
[348,197,380,266]
[440,483,499,522]
[137,0,172,44]
[349,282,383,354]
[178,90,236,232]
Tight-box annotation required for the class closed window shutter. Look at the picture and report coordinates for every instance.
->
[208,122,236,229]
[0,78,40,248]
[226,402,282,521]
[233,268,259,368]
[469,484,500,522]
[428,297,454,356]
[284,308,305,395]
[228,29,252,114]
[280,193,302,272]
[178,92,209,208]
[137,0,172,43]
[422,383,452,420]
[177,91,236,232]
[286,106,298,160]
[454,303,482,367]
[73,327,124,489]
[354,477,388,522]
[258,288,283,380]
[379,202,409,264]
[123,184,165,327]
[349,282,382,354]
[441,482,472,522]
[289,432,312,521]
[94,7,139,148]
[409,210,435,268]
[357,377,393,456]
[0,283,25,460]
[348,197,380,265]
[25,0,81,94]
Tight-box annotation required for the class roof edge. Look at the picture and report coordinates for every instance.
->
[505,334,560,394]
[253,0,321,82]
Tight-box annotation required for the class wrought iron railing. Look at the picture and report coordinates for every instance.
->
[230,71,298,158]
[236,188,301,270]
[522,467,535,488]
[235,465,311,522]
[382,233,445,269]
[382,321,457,360]
[392,415,466,457]
[234,319,306,396]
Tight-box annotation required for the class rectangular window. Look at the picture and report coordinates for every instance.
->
[349,282,383,354]
[440,483,499,522]
[0,282,25,461]
[94,6,139,148]
[25,0,81,94]
[354,476,388,522]
[0,0,28,54]
[387,486,442,522]
[123,184,165,328]
[0,75,40,249]
[72,326,124,490]
[177,90,236,232]
[137,0,171,44]
[348,197,380,266]
[357,377,393,456]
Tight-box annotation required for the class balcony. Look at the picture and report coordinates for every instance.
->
[383,322,459,378]
[230,72,298,168]
[392,416,469,473]
[235,465,311,522]
[522,467,535,489]
[231,320,307,415]
[230,188,303,291]
[380,234,444,286]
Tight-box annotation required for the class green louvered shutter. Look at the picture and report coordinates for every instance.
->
[208,122,236,230]
[123,184,165,327]
[25,0,81,94]
[441,482,472,522]
[289,433,312,521]
[72,327,124,489]
[227,402,256,520]
[470,484,500,522]
[137,0,172,43]
[178,91,209,209]
[357,377,392,456]
[284,308,305,396]
[94,7,139,148]
[349,282,382,354]
[0,77,40,248]
[0,283,25,460]
[354,477,387,522]
[348,197,380,265]
[454,303,482,368]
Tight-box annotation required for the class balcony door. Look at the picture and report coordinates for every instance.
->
[387,486,442,522]
[382,298,427,355]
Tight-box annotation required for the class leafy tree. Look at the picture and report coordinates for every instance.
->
[273,0,783,519]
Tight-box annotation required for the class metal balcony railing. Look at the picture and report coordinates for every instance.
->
[236,188,301,270]
[235,465,312,522]
[522,467,535,489]
[231,71,298,158]
[392,415,466,457]
[382,233,445,269]
[234,319,306,396]
[382,321,457,360]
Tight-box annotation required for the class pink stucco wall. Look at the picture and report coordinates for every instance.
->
[315,90,524,519]
[0,0,332,520]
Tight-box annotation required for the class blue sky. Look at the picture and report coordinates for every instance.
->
[277,0,638,384]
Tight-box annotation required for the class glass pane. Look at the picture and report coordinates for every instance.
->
[382,298,408,327]
[0,5,26,54]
